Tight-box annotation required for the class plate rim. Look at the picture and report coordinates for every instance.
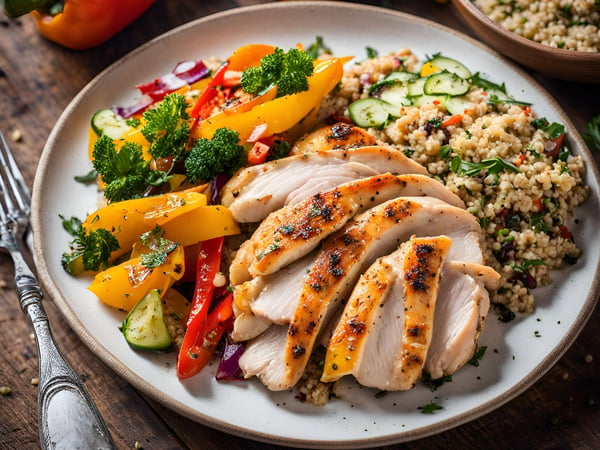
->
[30,1,600,448]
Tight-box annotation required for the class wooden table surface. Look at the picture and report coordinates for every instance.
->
[1,1,598,448]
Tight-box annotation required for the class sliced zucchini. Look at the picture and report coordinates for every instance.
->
[425,55,472,79]
[424,72,470,96]
[91,108,131,139]
[445,96,476,115]
[384,71,419,82]
[121,289,172,351]
[348,98,394,128]
[378,83,412,107]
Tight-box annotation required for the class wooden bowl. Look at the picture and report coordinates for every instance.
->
[451,0,600,83]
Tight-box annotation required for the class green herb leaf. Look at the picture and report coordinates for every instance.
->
[449,156,520,180]
[418,400,444,414]
[511,259,546,273]
[468,345,487,367]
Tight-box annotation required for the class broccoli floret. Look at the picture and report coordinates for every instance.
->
[184,128,245,183]
[142,93,190,161]
[241,47,314,98]
[61,223,120,274]
[92,135,167,203]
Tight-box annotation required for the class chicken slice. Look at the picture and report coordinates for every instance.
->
[238,325,289,390]
[424,265,491,380]
[240,196,484,390]
[221,145,427,223]
[231,253,314,342]
[322,236,451,391]
[289,122,377,155]
[229,174,465,284]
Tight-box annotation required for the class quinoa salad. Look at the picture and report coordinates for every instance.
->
[318,48,589,315]
[473,0,600,52]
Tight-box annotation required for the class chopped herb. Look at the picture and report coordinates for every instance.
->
[418,400,444,414]
[534,330,541,338]
[366,46,378,59]
[74,169,98,184]
[422,373,452,391]
[439,144,452,160]
[428,118,442,128]
[449,156,520,180]
[495,303,516,323]
[305,35,332,59]
[512,259,546,273]
[138,227,179,268]
[470,72,531,106]
[375,390,387,399]
[125,117,141,128]
[468,345,487,366]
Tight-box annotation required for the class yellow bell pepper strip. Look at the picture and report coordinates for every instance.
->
[20,0,157,50]
[192,57,345,143]
[88,241,184,312]
[160,205,239,247]
[82,187,207,262]
[227,44,276,71]
[177,237,226,379]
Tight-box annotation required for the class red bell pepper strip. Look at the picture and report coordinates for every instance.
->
[177,292,234,379]
[190,62,230,122]
[176,236,225,379]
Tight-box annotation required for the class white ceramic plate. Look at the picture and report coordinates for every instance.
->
[31,2,600,448]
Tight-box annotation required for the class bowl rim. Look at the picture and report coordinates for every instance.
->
[452,0,600,61]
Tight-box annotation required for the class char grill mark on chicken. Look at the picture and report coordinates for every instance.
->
[228,173,465,285]
[220,145,427,223]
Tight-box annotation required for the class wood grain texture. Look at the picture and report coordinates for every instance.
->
[0,1,598,449]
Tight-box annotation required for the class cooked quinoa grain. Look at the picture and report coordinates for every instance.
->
[473,0,600,52]
[319,49,588,314]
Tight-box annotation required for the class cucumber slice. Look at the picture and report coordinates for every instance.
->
[424,72,470,96]
[384,71,419,82]
[348,98,394,128]
[121,289,172,351]
[407,78,427,97]
[91,108,130,139]
[411,94,447,107]
[445,96,476,115]
[378,83,412,107]
[425,55,472,79]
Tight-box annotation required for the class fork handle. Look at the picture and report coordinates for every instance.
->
[15,263,116,449]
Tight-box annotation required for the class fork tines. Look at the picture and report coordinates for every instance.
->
[0,132,31,221]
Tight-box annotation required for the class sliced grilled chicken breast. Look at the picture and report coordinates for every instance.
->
[231,253,314,342]
[238,325,289,390]
[221,146,427,223]
[228,174,465,284]
[323,236,451,391]
[289,122,378,155]
[424,265,491,380]
[240,197,485,390]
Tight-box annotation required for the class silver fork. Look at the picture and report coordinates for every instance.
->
[0,132,115,450]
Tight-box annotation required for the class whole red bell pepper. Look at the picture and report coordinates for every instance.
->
[177,236,233,379]
[1,0,155,50]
